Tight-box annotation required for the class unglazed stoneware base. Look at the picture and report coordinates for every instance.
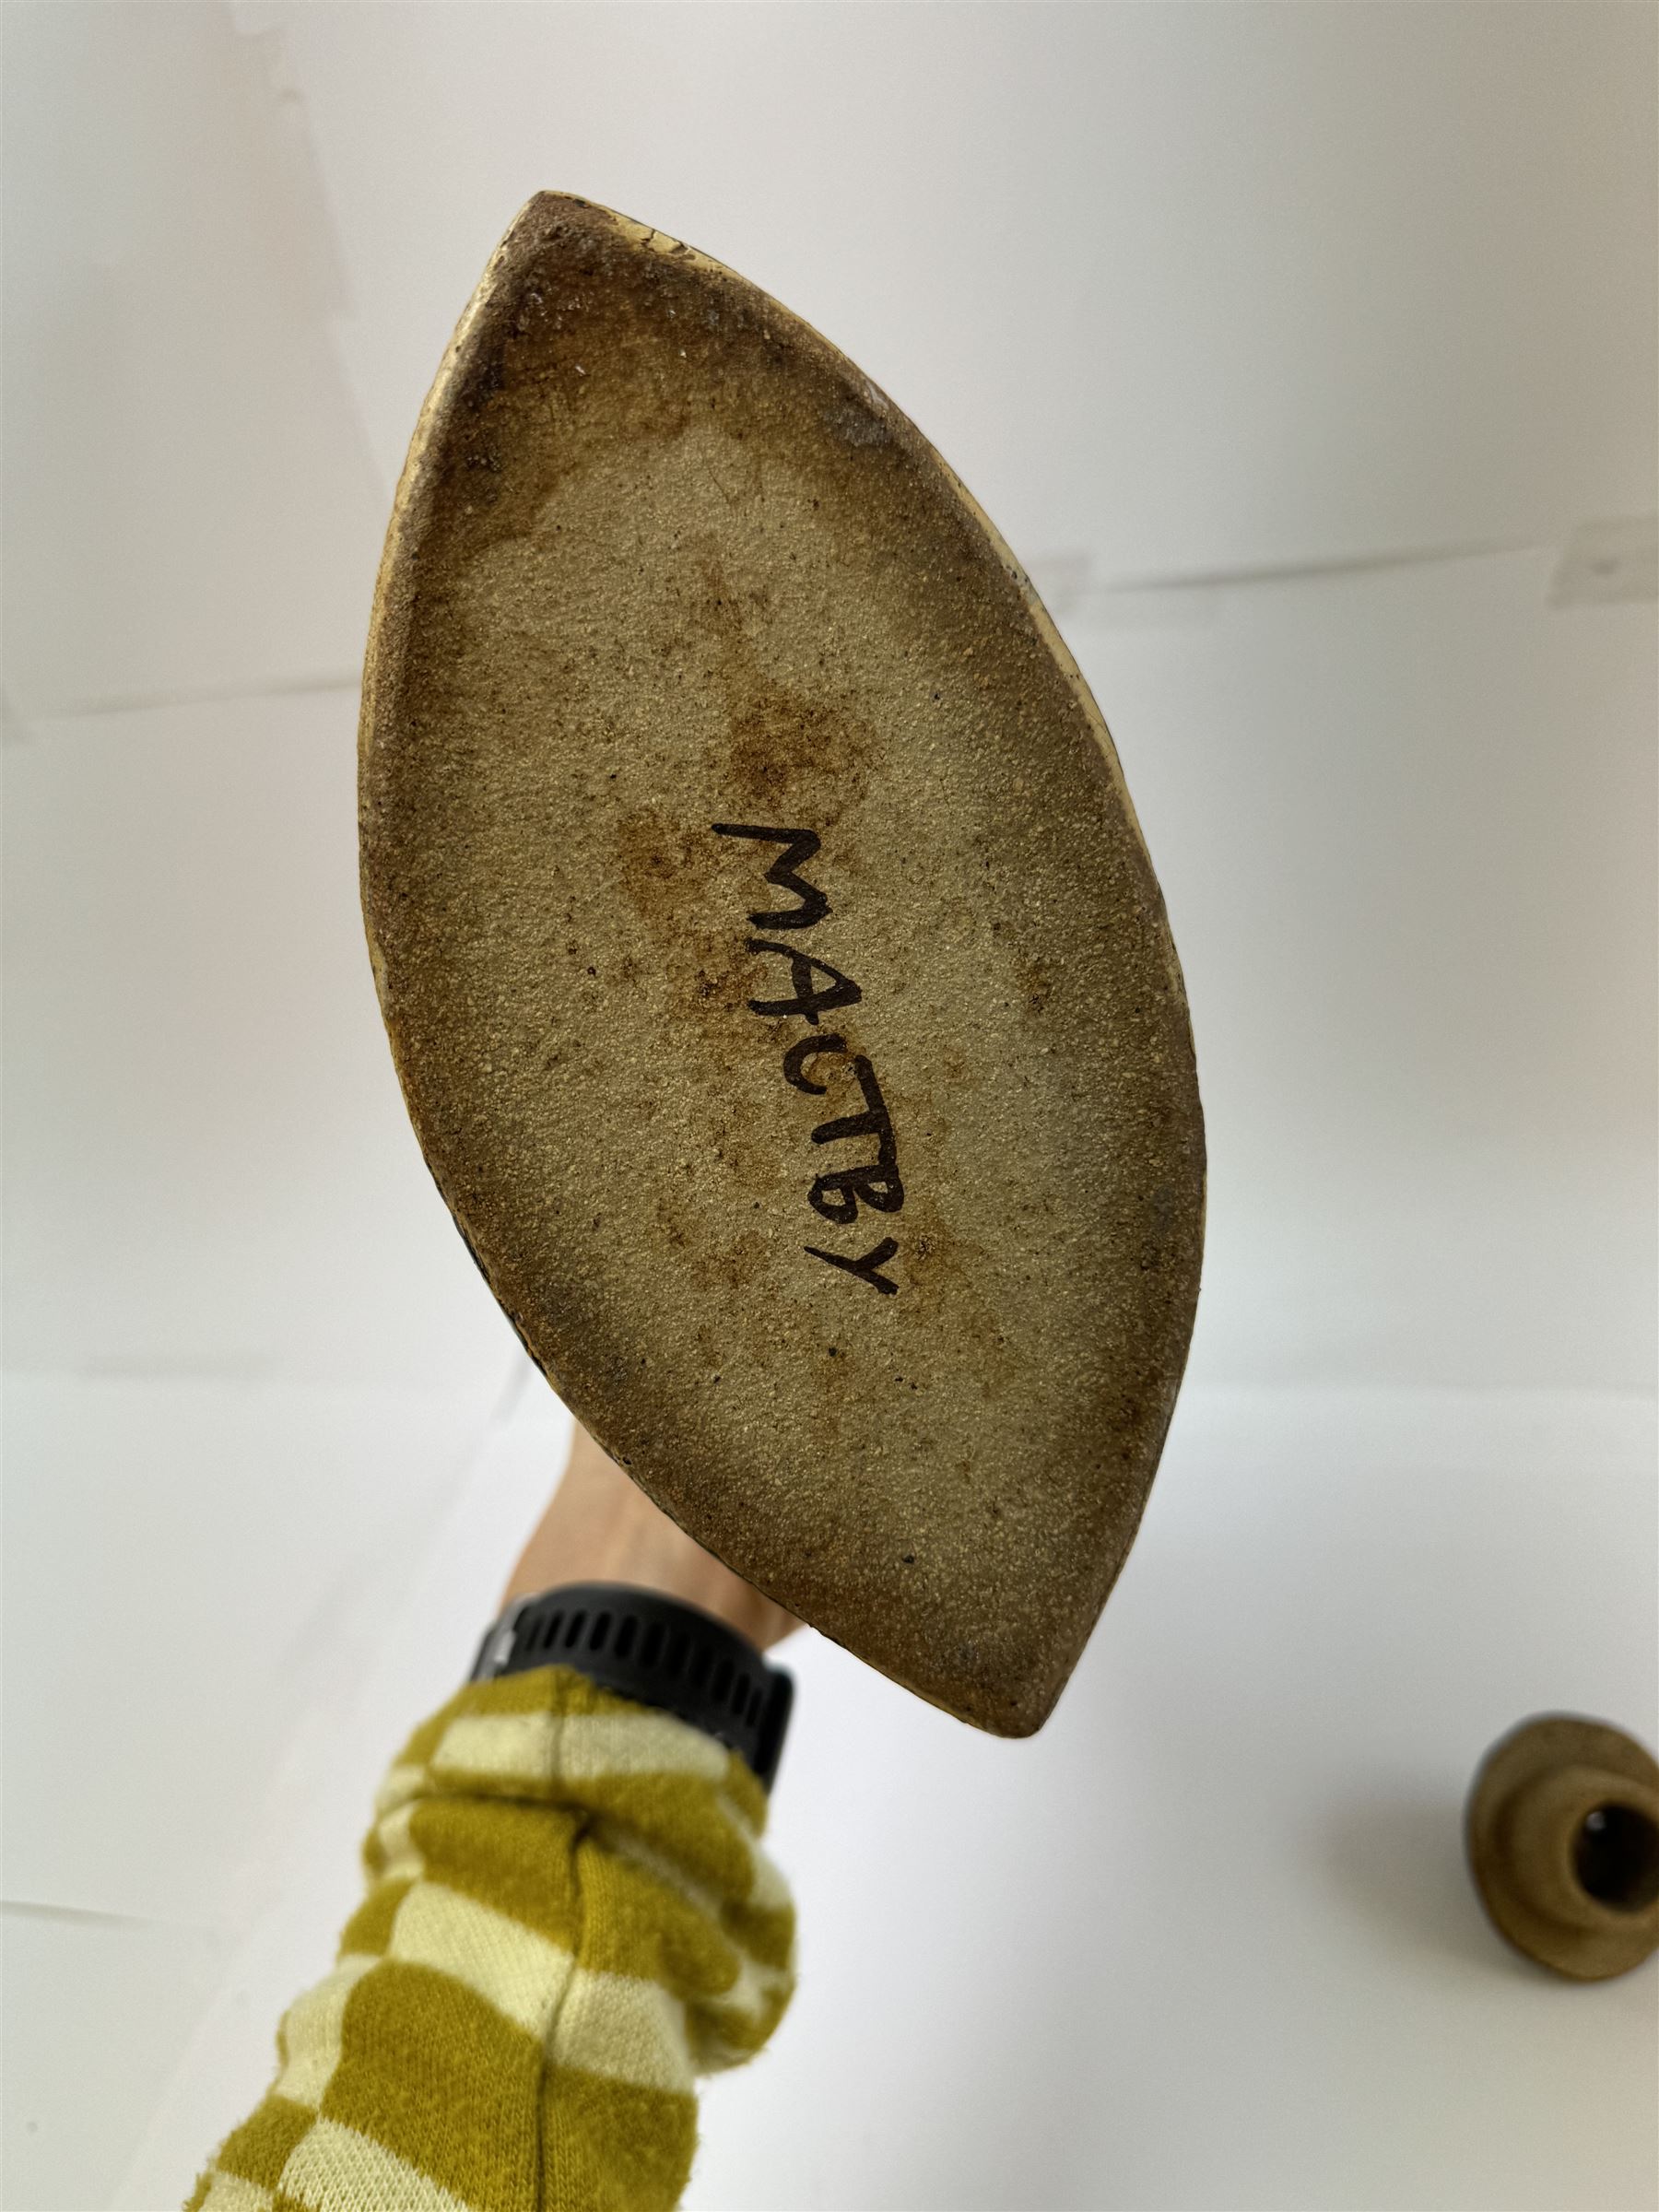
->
[360,194,1205,1734]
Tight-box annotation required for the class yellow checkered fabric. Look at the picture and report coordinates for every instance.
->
[185,1665,794,2212]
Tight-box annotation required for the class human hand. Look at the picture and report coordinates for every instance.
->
[501,1418,799,1653]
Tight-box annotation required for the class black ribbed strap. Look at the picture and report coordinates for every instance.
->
[470,1581,794,1791]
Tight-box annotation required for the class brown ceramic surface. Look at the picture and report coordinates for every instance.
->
[360,194,1205,1734]
[1466,1714,1659,1981]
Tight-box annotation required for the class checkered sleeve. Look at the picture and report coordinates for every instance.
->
[184,1665,795,2212]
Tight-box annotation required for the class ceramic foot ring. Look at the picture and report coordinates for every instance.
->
[359,194,1205,1734]
[1466,1714,1659,1981]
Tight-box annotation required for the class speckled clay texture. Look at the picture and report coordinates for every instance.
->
[1466,1715,1659,1980]
[360,194,1205,1734]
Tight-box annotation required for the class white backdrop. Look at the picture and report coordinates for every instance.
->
[4,6,1655,2209]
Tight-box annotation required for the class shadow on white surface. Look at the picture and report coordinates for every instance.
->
[1323,1788,1520,1976]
